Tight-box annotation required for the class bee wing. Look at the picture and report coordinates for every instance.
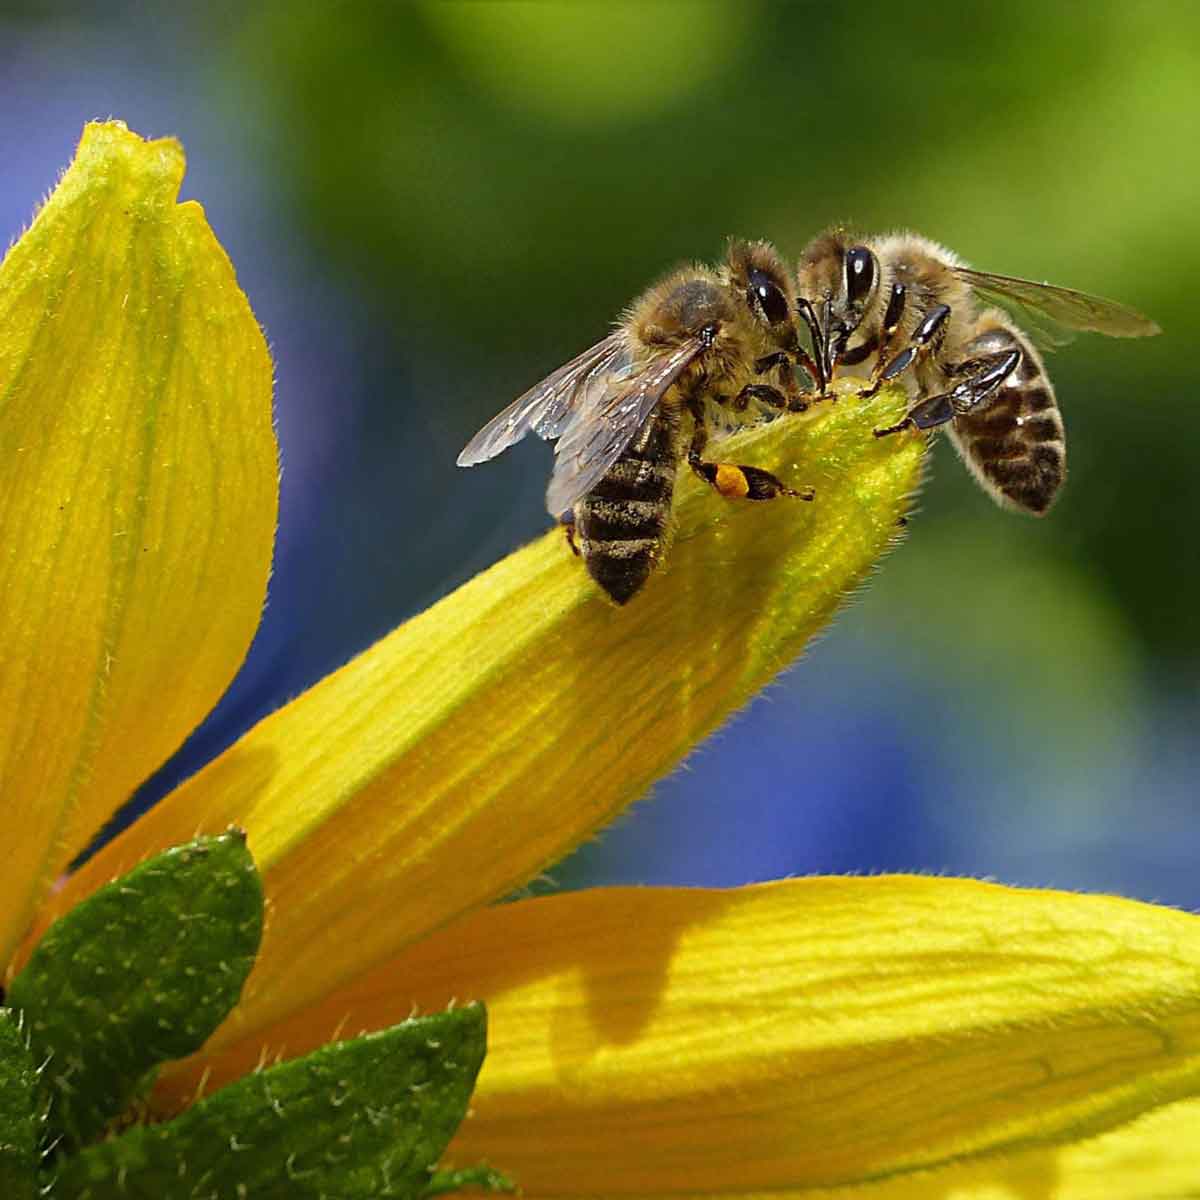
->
[544,336,708,516]
[456,332,628,467]
[955,268,1161,339]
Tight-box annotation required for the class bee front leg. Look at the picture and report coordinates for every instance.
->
[751,355,810,413]
[753,351,792,376]
[686,406,815,501]
[856,283,907,394]
[874,348,1021,437]
[836,331,879,368]
[794,297,830,396]
[859,296,946,401]
[733,382,807,415]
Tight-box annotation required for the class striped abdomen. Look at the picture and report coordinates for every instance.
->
[575,405,681,605]
[948,319,1066,515]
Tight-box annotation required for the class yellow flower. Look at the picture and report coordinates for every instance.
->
[6,121,1200,1198]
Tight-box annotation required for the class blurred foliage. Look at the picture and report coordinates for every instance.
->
[218,0,1198,661]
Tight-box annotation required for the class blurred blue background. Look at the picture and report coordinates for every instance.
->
[5,2,1196,906]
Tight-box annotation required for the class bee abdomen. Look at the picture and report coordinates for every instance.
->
[582,536,662,605]
[576,411,680,604]
[589,457,675,503]
[578,488,675,606]
[969,411,1065,514]
[950,323,1066,515]
[578,497,666,542]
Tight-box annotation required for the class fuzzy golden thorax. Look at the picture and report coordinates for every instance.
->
[870,231,976,354]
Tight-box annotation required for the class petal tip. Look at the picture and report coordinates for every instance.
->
[76,120,186,202]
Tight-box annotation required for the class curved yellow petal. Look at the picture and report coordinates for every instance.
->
[0,122,276,964]
[156,876,1200,1195]
[39,382,922,1033]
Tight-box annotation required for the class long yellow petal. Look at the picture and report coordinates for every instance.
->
[0,122,276,964]
[823,1098,1200,1200]
[155,876,1200,1195]
[38,382,922,1034]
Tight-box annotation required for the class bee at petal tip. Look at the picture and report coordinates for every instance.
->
[795,228,1160,516]
[457,239,822,605]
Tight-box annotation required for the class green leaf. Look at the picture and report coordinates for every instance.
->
[51,1004,488,1200]
[7,831,262,1151]
[0,1010,38,1199]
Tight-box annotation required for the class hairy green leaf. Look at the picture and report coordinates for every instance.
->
[0,1009,38,1199]
[52,1004,487,1200]
[8,831,262,1150]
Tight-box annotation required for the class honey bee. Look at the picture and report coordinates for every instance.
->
[796,230,1160,513]
[457,241,819,604]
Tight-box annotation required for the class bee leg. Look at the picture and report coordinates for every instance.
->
[856,283,907,394]
[752,355,811,413]
[753,351,792,375]
[859,296,946,400]
[794,297,830,396]
[837,332,879,368]
[873,348,1021,437]
[561,513,581,556]
[734,382,807,415]
[692,457,814,501]
[686,414,814,501]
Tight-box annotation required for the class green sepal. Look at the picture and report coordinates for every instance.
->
[51,1003,488,1200]
[7,830,262,1151]
[423,1164,517,1196]
[0,1009,39,1199]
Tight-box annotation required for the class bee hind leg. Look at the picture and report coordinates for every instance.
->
[874,347,1021,438]
[561,513,581,556]
[687,414,813,501]
[693,460,815,501]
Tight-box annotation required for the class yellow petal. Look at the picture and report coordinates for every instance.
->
[0,122,276,963]
[155,876,1200,1195]
[822,1097,1200,1200]
[37,381,920,1032]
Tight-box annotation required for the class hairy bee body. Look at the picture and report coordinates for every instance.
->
[796,230,1158,514]
[459,241,815,604]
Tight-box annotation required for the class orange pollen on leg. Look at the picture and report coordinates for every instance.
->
[714,464,750,498]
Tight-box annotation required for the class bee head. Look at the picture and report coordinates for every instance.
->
[725,240,798,348]
[797,231,880,379]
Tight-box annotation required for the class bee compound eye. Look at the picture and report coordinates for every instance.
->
[845,246,876,304]
[747,268,790,325]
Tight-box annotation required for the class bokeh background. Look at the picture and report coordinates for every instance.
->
[4,2,1196,904]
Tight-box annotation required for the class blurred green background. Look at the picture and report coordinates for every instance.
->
[3,2,1196,902]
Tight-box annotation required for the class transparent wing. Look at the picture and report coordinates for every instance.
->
[545,337,707,516]
[456,333,627,467]
[955,267,1161,338]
